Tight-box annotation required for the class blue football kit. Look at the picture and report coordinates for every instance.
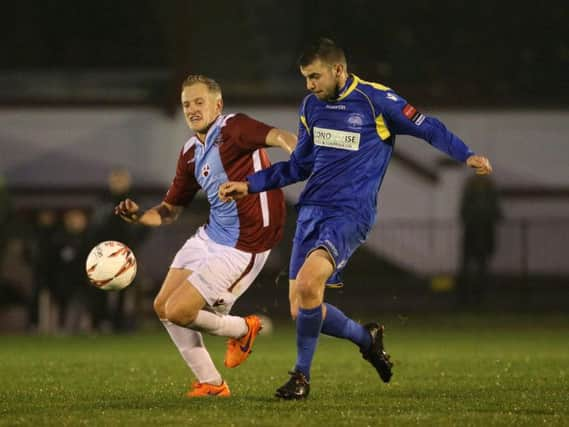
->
[247,74,475,285]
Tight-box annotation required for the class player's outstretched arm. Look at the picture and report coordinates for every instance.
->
[220,121,312,200]
[218,181,249,203]
[114,199,183,226]
[380,91,478,163]
[466,155,493,175]
[265,128,298,154]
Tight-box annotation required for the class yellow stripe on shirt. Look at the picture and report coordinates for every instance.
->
[300,115,310,135]
[376,114,391,140]
[358,77,392,92]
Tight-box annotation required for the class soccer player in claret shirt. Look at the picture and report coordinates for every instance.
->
[219,38,493,399]
[115,74,296,397]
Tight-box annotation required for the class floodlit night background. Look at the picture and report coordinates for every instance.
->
[1,1,568,332]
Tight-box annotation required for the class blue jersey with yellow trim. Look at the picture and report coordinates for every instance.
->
[247,74,474,225]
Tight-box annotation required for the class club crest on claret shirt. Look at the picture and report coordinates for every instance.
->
[214,135,224,146]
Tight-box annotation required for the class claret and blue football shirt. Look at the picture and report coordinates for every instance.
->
[165,113,285,253]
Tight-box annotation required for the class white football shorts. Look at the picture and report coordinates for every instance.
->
[170,226,270,314]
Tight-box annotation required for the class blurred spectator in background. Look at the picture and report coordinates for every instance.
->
[458,174,503,307]
[0,174,12,260]
[89,167,150,332]
[0,176,29,312]
[27,209,60,331]
[54,208,91,333]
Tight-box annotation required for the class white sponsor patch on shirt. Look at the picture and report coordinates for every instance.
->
[313,127,361,151]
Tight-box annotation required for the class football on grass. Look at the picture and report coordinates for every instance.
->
[85,241,137,291]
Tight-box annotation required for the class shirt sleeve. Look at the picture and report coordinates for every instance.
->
[378,91,475,162]
[230,113,274,152]
[247,109,314,193]
[163,148,200,206]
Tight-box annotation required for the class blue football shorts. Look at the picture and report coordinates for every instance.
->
[289,205,370,286]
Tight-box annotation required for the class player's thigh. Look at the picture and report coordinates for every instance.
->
[296,248,334,301]
[153,268,192,317]
[164,279,207,325]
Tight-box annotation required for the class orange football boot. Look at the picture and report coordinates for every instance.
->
[224,315,263,368]
[186,381,231,397]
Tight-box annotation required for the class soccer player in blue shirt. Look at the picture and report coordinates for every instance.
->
[219,38,493,400]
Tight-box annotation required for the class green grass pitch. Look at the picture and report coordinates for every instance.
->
[1,314,567,426]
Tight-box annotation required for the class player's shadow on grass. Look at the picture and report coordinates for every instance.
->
[246,396,313,404]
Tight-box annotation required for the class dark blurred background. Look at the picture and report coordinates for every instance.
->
[1,1,568,334]
[2,1,568,107]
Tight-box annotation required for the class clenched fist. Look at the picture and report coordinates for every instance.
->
[466,155,493,175]
[114,198,140,223]
[218,181,249,202]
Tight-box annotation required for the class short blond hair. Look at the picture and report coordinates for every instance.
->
[181,74,222,98]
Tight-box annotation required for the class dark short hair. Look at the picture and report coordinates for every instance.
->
[298,38,347,68]
[181,74,222,97]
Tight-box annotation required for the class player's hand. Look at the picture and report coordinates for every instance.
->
[218,181,249,202]
[114,198,140,223]
[466,155,493,175]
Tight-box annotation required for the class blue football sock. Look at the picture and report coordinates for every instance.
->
[294,305,323,381]
[321,303,371,351]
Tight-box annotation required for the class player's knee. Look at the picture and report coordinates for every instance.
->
[295,277,322,302]
[164,299,197,326]
[153,296,166,319]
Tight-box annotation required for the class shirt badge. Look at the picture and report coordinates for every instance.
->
[347,113,364,129]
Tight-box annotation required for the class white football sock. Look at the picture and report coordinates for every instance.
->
[190,310,248,339]
[161,319,222,385]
